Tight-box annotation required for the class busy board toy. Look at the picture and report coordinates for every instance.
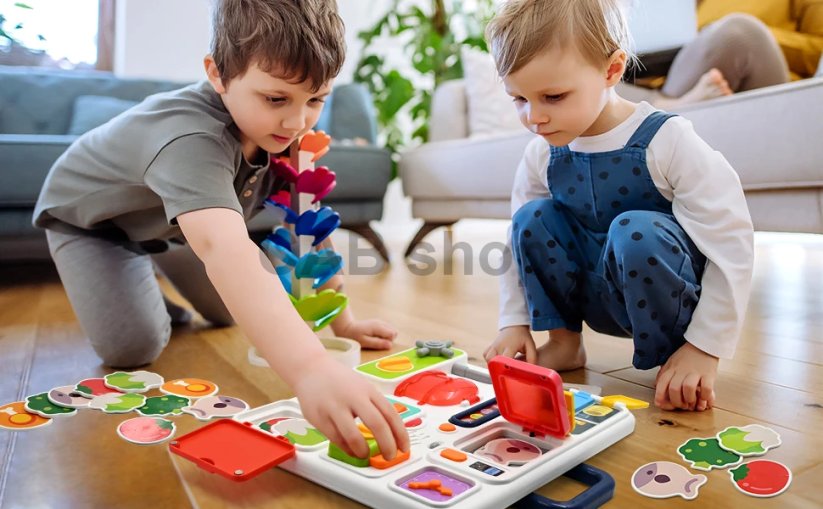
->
[171,348,634,508]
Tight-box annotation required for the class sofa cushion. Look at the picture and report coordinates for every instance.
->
[68,95,139,135]
[0,134,76,206]
[460,47,522,137]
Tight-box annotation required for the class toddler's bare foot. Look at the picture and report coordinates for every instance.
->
[654,68,733,109]
[535,330,586,371]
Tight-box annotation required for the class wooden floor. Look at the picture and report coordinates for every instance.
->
[1,222,822,508]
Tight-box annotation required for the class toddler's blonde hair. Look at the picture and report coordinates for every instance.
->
[486,0,635,77]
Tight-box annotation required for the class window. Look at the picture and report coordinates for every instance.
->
[0,0,113,70]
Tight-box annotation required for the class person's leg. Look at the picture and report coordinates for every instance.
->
[600,211,706,370]
[151,243,234,327]
[46,230,172,368]
[511,199,590,370]
[661,13,789,102]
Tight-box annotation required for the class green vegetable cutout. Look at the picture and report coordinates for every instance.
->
[717,424,781,456]
[25,393,77,418]
[136,395,190,416]
[678,437,741,471]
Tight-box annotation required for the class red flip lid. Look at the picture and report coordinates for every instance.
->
[488,356,570,438]
[169,419,295,482]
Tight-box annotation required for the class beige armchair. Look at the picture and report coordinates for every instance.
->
[399,77,823,256]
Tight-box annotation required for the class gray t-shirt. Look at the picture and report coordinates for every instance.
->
[33,81,278,244]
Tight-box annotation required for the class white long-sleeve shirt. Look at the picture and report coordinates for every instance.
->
[499,102,754,360]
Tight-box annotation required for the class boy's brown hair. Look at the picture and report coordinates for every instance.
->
[486,0,634,77]
[211,0,345,91]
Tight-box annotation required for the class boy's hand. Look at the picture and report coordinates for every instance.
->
[293,357,409,459]
[483,325,537,364]
[333,318,398,350]
[654,342,718,411]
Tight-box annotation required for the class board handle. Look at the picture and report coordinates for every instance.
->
[512,463,614,509]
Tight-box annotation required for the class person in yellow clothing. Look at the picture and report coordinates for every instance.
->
[622,0,822,108]
[699,0,823,80]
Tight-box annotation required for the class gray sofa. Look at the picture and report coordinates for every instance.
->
[0,65,392,262]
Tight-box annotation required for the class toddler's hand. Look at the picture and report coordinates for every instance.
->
[293,357,409,459]
[654,342,718,411]
[483,325,537,364]
[334,318,398,350]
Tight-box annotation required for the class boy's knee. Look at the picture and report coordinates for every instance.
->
[89,319,171,368]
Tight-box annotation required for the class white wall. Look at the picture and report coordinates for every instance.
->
[114,0,391,83]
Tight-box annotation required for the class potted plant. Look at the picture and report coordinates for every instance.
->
[354,0,494,164]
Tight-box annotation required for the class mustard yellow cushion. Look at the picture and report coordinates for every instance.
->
[697,0,794,30]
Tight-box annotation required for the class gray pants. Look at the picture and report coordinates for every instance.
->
[47,229,233,368]
[620,13,789,101]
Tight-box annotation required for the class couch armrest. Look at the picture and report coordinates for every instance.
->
[328,83,379,144]
[0,134,76,206]
[400,130,534,200]
[672,77,823,191]
[429,80,469,142]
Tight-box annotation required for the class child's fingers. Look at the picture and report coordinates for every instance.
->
[371,321,398,340]
[317,414,355,457]
[524,337,537,364]
[682,373,702,410]
[654,368,675,408]
[358,336,392,350]
[696,399,708,411]
[337,412,370,459]
[483,346,497,362]
[701,377,717,408]
[373,393,410,453]
[668,371,688,409]
[356,402,397,460]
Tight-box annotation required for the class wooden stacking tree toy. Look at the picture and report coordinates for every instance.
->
[260,130,348,331]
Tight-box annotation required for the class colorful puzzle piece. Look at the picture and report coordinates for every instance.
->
[89,393,147,413]
[24,393,77,418]
[104,370,164,393]
[632,461,707,500]
[729,459,792,498]
[117,416,176,445]
[160,378,219,398]
[136,395,190,416]
[678,437,742,471]
[0,401,52,430]
[181,395,249,421]
[717,424,781,456]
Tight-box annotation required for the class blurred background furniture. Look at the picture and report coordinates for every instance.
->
[0,66,392,263]
[399,77,823,256]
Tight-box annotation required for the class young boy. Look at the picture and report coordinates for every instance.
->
[33,0,408,459]
[482,0,754,411]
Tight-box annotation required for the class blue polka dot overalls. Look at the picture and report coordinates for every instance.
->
[512,112,707,370]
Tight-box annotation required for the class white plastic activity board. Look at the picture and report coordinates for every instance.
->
[171,347,635,508]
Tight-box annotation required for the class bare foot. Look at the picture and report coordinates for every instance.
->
[535,329,587,371]
[654,68,733,109]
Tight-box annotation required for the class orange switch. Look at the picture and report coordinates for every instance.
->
[440,448,467,462]
[369,448,410,470]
